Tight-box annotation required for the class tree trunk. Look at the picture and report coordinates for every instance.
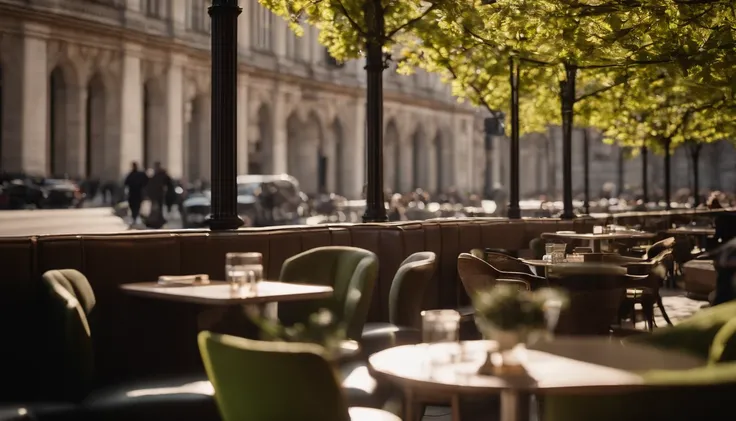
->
[582,128,590,214]
[560,63,577,219]
[617,147,625,197]
[507,55,521,219]
[641,145,648,203]
[663,138,672,210]
[361,0,387,222]
[689,143,702,207]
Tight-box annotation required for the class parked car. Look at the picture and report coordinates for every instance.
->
[41,179,86,208]
[181,174,303,228]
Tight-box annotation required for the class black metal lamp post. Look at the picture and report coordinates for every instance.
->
[559,64,577,219]
[507,52,521,219]
[582,128,590,214]
[361,0,388,222]
[206,0,244,230]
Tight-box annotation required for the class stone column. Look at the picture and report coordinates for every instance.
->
[126,0,141,11]
[1,25,49,175]
[347,99,366,198]
[165,53,185,179]
[197,97,212,181]
[119,42,143,178]
[270,89,288,174]
[66,85,88,178]
[168,0,187,37]
[237,74,249,174]
[427,139,438,193]
[273,18,287,57]
[310,27,321,65]
[238,0,251,52]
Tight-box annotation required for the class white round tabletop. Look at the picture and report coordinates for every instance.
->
[368,338,704,396]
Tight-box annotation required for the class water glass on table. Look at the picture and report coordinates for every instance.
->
[421,309,461,367]
[226,252,263,294]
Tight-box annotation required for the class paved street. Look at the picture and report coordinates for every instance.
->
[0,208,129,236]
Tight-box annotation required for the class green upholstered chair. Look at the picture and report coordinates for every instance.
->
[278,246,379,341]
[361,252,437,354]
[276,247,389,409]
[198,331,400,421]
[37,269,219,421]
[543,301,736,421]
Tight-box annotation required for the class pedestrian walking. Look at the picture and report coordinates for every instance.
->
[123,162,148,228]
[145,162,173,229]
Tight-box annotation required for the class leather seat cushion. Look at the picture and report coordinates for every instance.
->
[361,323,421,355]
[340,361,390,409]
[81,375,219,421]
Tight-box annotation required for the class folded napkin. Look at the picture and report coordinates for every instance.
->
[157,274,210,285]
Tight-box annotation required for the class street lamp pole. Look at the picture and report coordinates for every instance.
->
[206,0,244,230]
[361,0,388,222]
[507,54,521,219]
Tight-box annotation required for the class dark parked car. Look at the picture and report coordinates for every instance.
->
[181,174,303,228]
[0,175,85,209]
[42,179,86,208]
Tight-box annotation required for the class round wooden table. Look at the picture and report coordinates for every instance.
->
[368,338,703,421]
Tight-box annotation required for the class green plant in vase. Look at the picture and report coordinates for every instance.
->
[473,285,568,373]
[251,308,348,360]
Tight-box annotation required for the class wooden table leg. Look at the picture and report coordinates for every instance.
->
[451,395,462,421]
[500,390,531,421]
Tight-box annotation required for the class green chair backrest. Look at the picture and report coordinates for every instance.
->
[388,252,436,329]
[628,300,736,361]
[278,246,378,339]
[198,331,350,421]
[40,269,96,401]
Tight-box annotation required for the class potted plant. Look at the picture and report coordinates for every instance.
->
[250,308,349,361]
[473,285,568,373]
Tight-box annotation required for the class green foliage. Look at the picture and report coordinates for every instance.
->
[258,0,447,62]
[472,284,568,331]
[403,0,735,146]
[251,308,347,356]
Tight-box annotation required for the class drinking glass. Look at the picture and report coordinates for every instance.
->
[551,244,566,263]
[226,252,263,294]
[421,309,461,367]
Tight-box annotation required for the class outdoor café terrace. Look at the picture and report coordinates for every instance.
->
[2,1,736,420]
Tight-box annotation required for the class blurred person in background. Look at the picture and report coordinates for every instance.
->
[124,162,148,228]
[146,162,173,228]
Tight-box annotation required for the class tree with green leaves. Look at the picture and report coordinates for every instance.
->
[408,0,735,213]
[592,70,736,207]
[258,0,449,222]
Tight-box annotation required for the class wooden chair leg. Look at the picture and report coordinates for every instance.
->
[641,302,655,331]
[657,295,674,326]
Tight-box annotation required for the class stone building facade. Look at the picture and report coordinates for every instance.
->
[1,0,730,201]
[0,0,478,198]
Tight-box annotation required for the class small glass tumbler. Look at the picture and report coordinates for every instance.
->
[226,252,263,294]
[551,244,567,263]
[421,309,461,367]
